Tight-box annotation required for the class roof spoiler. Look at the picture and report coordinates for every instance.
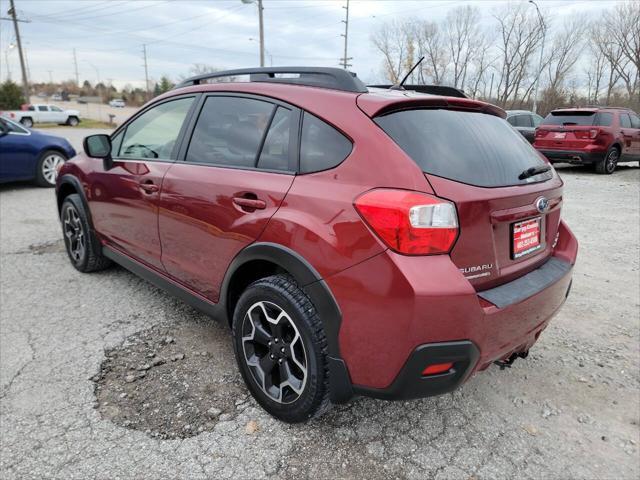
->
[368,84,467,99]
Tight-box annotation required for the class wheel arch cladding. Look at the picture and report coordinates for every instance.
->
[56,175,93,228]
[220,242,354,403]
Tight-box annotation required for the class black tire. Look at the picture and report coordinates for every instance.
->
[232,274,331,423]
[60,194,112,272]
[35,150,67,187]
[595,146,619,174]
[20,117,33,128]
[67,116,79,127]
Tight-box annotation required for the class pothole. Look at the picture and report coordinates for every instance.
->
[93,321,249,439]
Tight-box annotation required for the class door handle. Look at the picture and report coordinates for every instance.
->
[139,181,159,193]
[233,196,266,210]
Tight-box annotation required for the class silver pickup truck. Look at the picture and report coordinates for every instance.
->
[0,104,81,128]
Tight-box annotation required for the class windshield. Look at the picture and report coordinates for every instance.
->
[542,111,596,126]
[375,108,551,187]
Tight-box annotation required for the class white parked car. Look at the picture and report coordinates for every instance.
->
[0,104,81,128]
[51,94,62,101]
[109,99,126,108]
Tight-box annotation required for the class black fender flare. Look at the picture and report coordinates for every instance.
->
[219,242,353,402]
[57,174,102,254]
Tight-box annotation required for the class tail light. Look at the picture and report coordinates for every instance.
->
[575,129,599,140]
[354,189,458,255]
[535,128,548,138]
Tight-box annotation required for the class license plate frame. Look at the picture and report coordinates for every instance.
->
[512,217,542,259]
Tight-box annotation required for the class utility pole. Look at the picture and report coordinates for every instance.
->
[142,44,150,100]
[73,48,79,86]
[529,0,546,114]
[7,0,30,101]
[241,0,265,67]
[257,0,264,67]
[47,70,53,83]
[340,0,352,70]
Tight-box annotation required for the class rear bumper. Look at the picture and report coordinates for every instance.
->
[327,220,578,400]
[538,149,605,164]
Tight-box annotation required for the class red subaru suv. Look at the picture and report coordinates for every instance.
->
[56,67,577,422]
[534,107,640,174]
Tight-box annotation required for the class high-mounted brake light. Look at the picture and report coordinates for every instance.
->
[354,189,458,255]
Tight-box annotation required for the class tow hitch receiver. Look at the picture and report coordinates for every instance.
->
[494,351,529,370]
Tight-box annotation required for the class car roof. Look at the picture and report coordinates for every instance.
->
[506,110,535,116]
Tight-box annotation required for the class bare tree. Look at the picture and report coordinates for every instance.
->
[444,5,483,90]
[599,2,640,102]
[415,21,448,85]
[544,16,586,93]
[493,4,546,107]
[585,25,608,104]
[371,20,411,83]
[592,21,625,104]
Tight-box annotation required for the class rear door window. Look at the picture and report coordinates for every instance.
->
[595,112,613,126]
[299,113,352,173]
[630,113,640,129]
[514,115,533,127]
[542,111,596,126]
[257,107,294,171]
[186,96,274,169]
[620,114,632,128]
[375,108,551,188]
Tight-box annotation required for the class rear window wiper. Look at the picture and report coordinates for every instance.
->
[519,165,551,180]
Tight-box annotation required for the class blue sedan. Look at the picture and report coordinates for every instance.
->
[0,116,76,187]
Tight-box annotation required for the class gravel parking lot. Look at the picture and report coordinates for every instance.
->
[1,129,639,479]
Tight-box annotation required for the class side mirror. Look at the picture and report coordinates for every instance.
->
[83,134,113,170]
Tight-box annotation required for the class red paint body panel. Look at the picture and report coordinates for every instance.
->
[328,220,577,388]
[80,156,171,270]
[427,172,564,290]
[158,164,294,301]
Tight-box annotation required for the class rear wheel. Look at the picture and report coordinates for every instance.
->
[61,194,112,272]
[35,150,66,187]
[595,146,619,174]
[232,275,331,423]
[20,117,33,128]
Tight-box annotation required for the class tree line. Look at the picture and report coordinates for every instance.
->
[371,1,639,115]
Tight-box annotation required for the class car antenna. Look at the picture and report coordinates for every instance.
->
[390,56,425,91]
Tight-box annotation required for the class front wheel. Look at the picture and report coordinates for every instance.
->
[67,116,79,126]
[35,150,66,187]
[595,147,619,174]
[61,194,112,272]
[232,275,331,423]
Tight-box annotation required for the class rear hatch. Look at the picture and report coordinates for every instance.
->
[534,110,602,150]
[372,104,563,291]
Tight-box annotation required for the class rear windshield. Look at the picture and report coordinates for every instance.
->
[542,111,596,126]
[375,109,550,188]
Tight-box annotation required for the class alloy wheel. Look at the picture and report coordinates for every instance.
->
[42,154,65,185]
[241,301,308,404]
[63,205,85,262]
[605,149,618,173]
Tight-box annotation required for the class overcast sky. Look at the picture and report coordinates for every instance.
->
[0,0,621,89]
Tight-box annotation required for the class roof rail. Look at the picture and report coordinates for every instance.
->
[174,67,368,93]
[368,84,467,98]
[582,105,631,110]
